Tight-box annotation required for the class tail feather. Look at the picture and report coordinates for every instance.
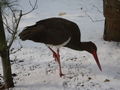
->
[19,24,44,41]
[19,29,33,40]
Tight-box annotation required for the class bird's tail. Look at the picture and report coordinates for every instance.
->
[19,24,37,41]
[19,28,33,41]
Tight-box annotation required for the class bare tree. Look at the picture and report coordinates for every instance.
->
[0,0,37,89]
[0,6,14,89]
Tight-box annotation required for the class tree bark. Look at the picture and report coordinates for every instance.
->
[103,0,120,41]
[0,7,14,88]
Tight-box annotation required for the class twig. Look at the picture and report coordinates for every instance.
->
[22,0,37,16]
[10,40,22,54]
[2,15,13,34]
[8,10,22,49]
[85,11,94,22]
[2,0,38,51]
[93,5,102,13]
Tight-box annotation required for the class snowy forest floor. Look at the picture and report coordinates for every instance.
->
[0,0,120,90]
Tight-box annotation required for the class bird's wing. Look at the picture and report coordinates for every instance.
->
[41,27,70,45]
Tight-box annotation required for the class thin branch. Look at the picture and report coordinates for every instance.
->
[3,22,13,34]
[8,10,22,49]
[10,46,22,54]
[29,0,34,9]
[85,11,104,22]
[2,15,13,34]
[2,0,38,51]
[85,11,94,22]
[8,0,38,49]
[7,4,17,20]
[22,0,37,16]
[93,5,102,13]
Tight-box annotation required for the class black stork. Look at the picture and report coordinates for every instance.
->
[19,17,102,77]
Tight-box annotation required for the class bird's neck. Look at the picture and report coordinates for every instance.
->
[77,42,90,51]
[66,42,90,51]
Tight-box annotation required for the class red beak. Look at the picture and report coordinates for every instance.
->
[92,51,102,71]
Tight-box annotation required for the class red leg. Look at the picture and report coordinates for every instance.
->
[48,47,57,61]
[48,47,64,77]
[56,49,64,77]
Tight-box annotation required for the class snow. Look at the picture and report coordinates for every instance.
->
[1,0,120,90]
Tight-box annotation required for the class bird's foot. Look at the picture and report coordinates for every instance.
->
[59,73,65,77]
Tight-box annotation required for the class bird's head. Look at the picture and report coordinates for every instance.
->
[84,42,102,71]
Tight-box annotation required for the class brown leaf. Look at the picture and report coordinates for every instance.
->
[104,79,110,82]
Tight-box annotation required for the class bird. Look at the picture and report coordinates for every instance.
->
[19,17,102,77]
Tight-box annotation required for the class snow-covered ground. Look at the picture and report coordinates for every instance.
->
[1,0,120,90]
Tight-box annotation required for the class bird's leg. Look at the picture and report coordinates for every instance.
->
[48,47,57,62]
[56,49,64,77]
[48,47,64,77]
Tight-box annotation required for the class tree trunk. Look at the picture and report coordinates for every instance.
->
[0,49,14,88]
[103,0,120,41]
[0,7,14,88]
